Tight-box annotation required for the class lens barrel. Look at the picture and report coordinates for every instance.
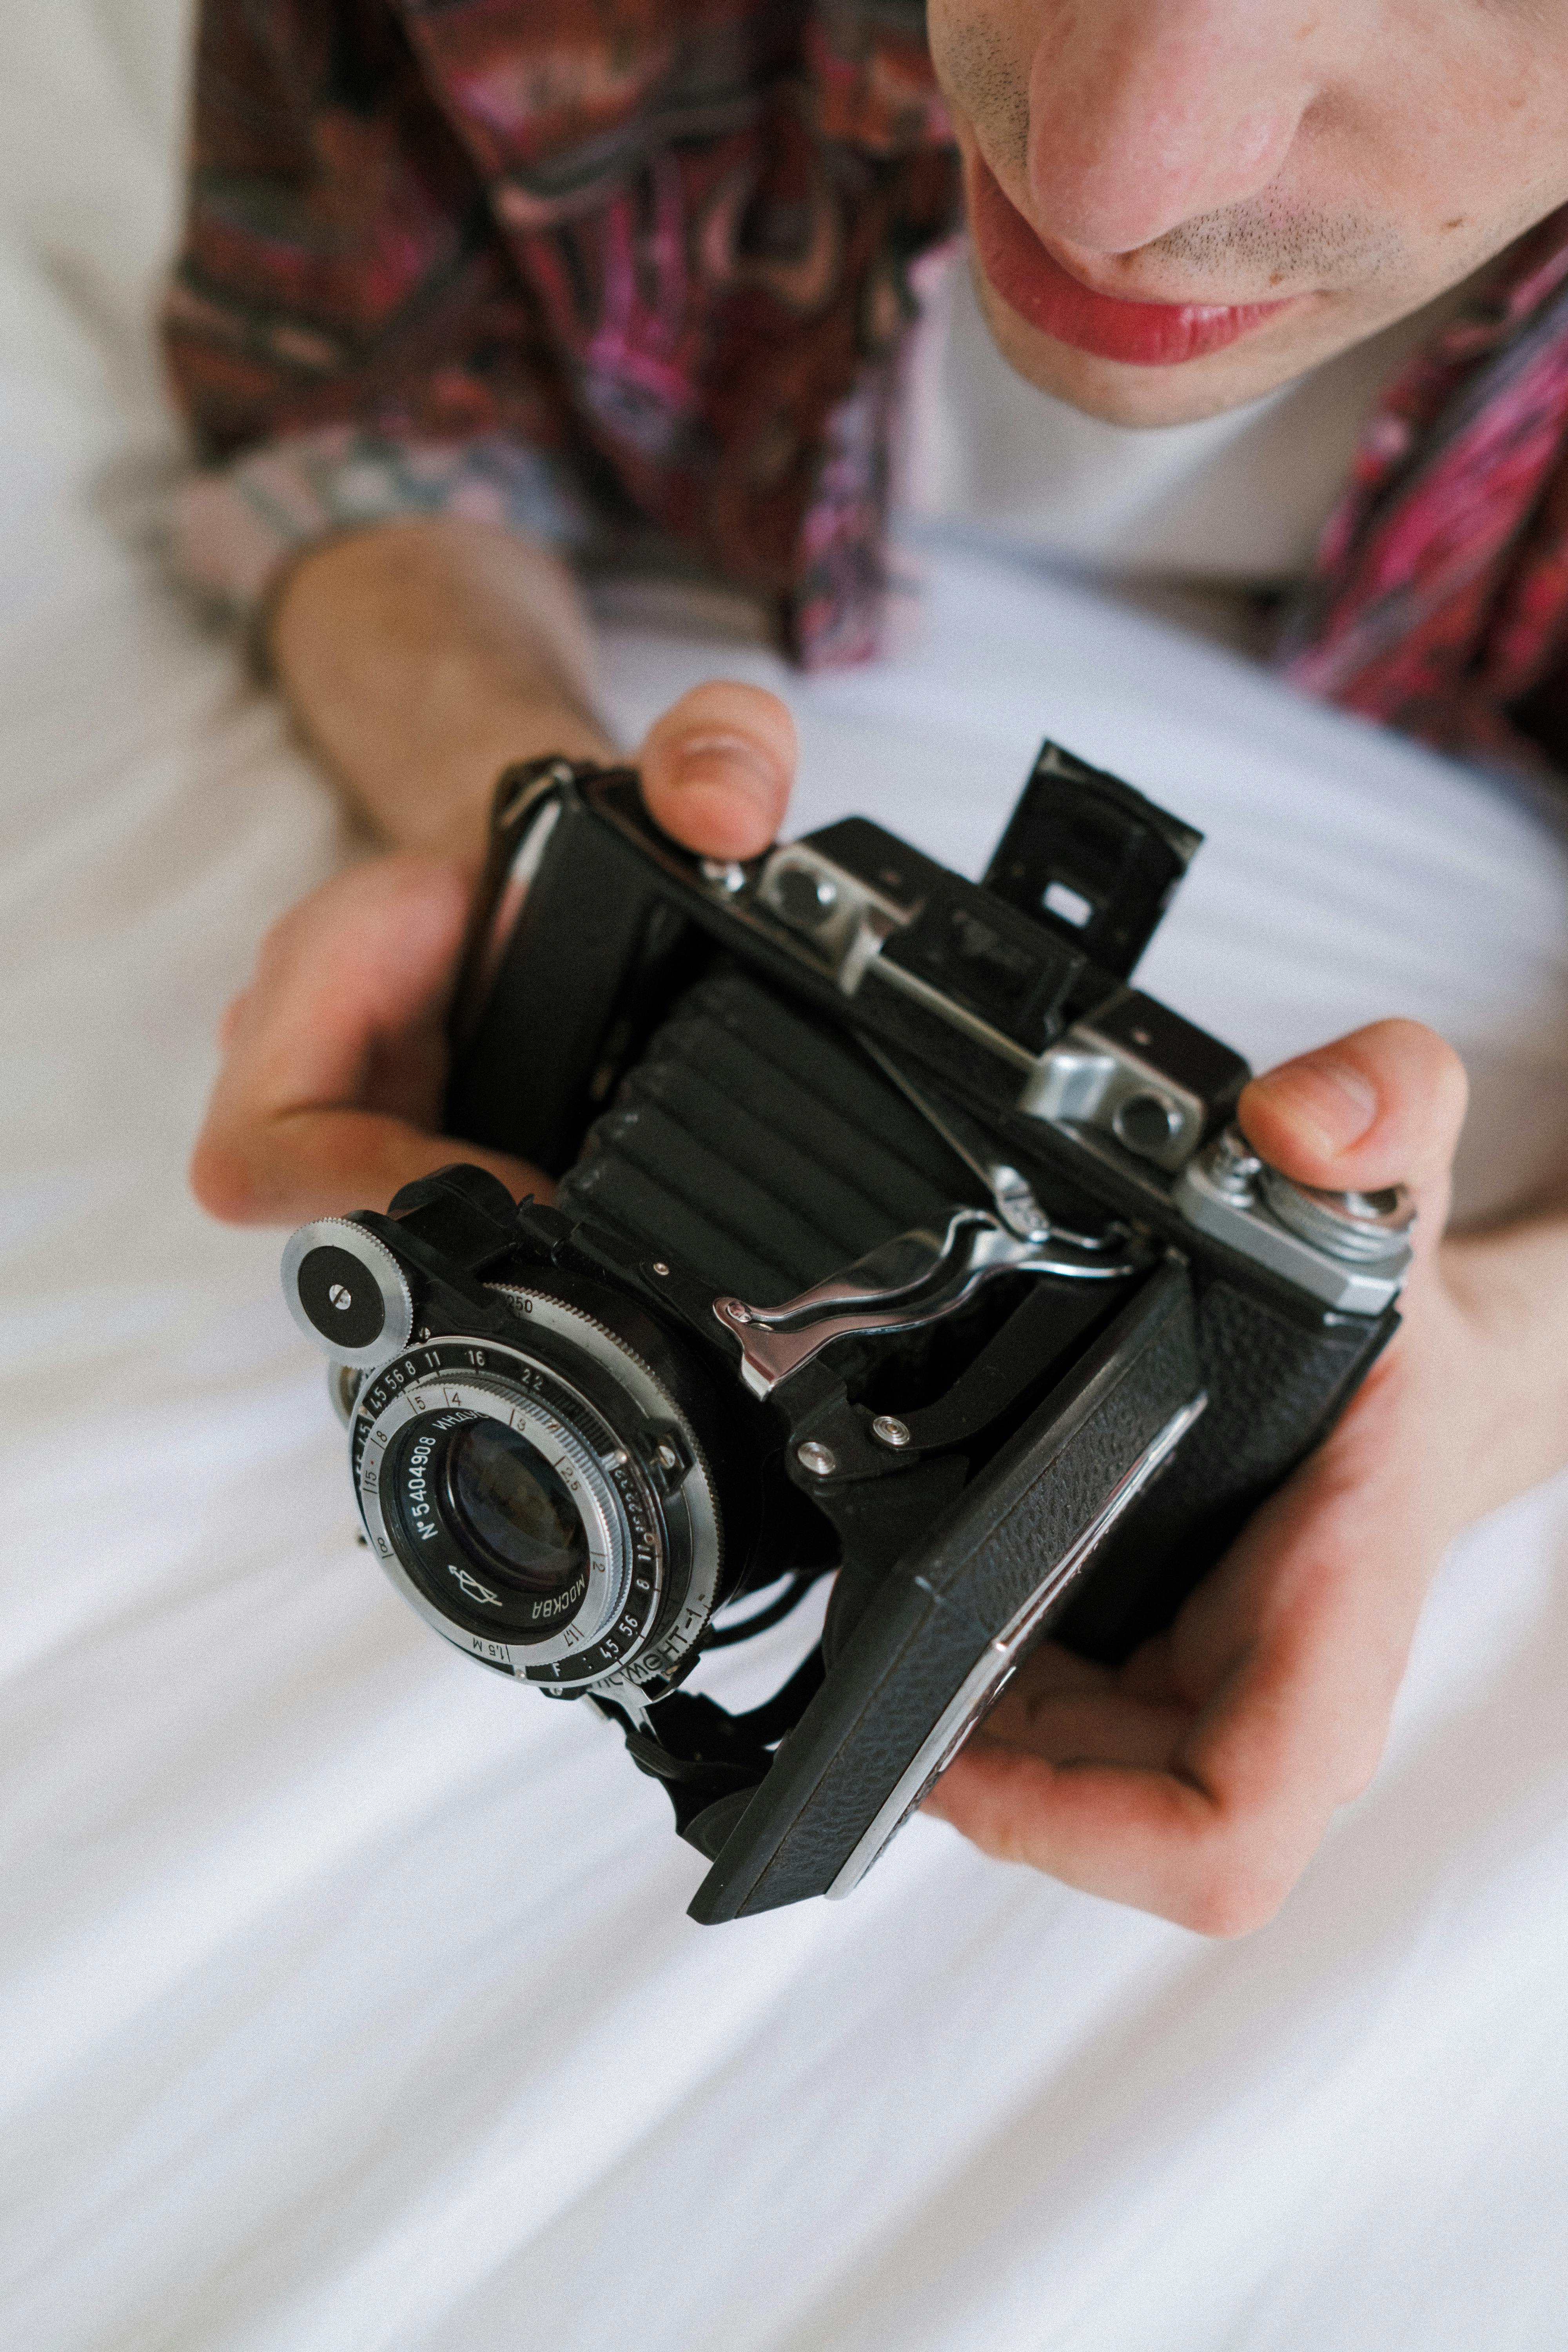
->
[347,1286,726,1695]
[448,1420,588,1597]
[384,1406,595,1642]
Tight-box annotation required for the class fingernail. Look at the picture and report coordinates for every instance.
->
[1250,1052,1378,1156]
[669,733,779,806]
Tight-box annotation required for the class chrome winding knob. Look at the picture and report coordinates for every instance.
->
[1258,1168,1416,1265]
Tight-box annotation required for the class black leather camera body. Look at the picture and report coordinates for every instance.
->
[281,743,1414,1922]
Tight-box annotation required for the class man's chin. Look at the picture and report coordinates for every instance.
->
[969,261,1347,429]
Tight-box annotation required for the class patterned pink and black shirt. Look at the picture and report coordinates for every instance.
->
[163,0,1568,777]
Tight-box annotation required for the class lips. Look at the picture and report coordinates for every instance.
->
[968,153,1292,367]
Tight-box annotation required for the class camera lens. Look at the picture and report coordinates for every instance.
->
[384,1407,596,1644]
[445,1420,586,1599]
[351,1306,724,1690]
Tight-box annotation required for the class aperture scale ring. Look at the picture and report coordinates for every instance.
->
[349,1289,725,1695]
[351,1340,662,1688]
[488,1285,728,1690]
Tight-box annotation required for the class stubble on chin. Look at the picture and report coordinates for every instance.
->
[931,11,1428,425]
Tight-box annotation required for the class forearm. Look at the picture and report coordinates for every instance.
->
[265,516,615,857]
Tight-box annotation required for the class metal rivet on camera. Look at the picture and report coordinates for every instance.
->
[796,1441,837,1478]
[718,1297,752,1324]
[651,1261,671,1277]
[1112,1091,1183,1158]
[871,1416,912,1450]
[699,858,747,895]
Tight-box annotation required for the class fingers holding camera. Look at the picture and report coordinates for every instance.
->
[929,1359,1432,1937]
[189,675,798,1230]
[1237,1016,1469,1260]
[925,1016,1475,1935]
[639,682,797,858]
[191,854,544,1226]
[980,1641,1197,1775]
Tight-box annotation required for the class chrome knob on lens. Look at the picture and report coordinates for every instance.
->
[282,1220,414,1368]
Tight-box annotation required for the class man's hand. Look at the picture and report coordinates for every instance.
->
[923,1019,1568,1936]
[190,681,796,1225]
[198,519,1568,1933]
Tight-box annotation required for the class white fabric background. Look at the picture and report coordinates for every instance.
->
[4,10,1568,2349]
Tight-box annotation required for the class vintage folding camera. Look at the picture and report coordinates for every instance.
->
[281,742,1414,1922]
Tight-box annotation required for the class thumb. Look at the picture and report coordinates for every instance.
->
[1237,1017,1468,1243]
[638,681,797,858]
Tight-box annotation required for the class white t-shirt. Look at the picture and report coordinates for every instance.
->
[900,254,1469,586]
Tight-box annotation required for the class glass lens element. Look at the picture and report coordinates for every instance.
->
[445,1420,587,1597]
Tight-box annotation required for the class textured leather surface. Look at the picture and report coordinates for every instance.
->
[691,1266,1201,1921]
[1054,1276,1393,1660]
[705,1280,1387,1918]
[545,963,1396,1921]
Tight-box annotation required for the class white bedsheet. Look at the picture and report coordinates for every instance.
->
[5,11,1568,2349]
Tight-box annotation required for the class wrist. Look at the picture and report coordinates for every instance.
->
[374,686,612,859]
[266,515,616,856]
[1430,1212,1568,1519]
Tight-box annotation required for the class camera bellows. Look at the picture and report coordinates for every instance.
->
[557,973,989,1307]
